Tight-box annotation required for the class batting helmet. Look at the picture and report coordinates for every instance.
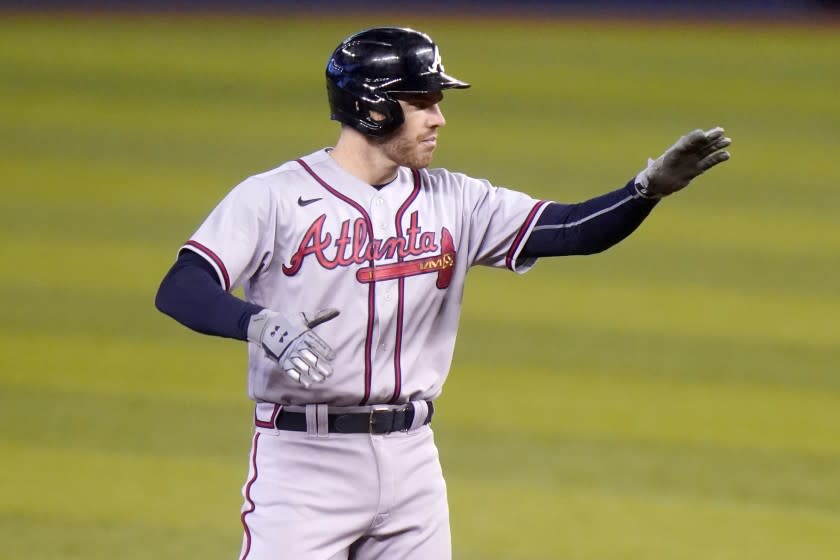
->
[326,27,470,137]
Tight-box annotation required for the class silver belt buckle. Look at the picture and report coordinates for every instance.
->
[369,405,390,433]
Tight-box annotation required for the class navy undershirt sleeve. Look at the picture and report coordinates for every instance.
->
[520,179,658,259]
[155,250,263,341]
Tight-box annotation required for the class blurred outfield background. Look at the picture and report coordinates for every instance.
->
[1,4,839,560]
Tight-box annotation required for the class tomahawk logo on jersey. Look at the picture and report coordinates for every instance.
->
[281,209,455,290]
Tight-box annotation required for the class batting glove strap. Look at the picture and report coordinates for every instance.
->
[633,159,665,200]
[247,310,301,360]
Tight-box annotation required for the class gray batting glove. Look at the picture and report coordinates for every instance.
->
[635,126,732,199]
[247,308,340,388]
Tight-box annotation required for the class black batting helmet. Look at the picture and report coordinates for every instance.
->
[326,27,470,137]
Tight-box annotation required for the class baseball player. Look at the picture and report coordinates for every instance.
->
[155,27,731,560]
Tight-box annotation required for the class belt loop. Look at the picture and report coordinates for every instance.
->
[316,404,329,438]
[305,404,330,438]
[408,401,429,431]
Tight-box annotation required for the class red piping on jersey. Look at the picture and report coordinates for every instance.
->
[390,169,422,403]
[505,200,550,271]
[296,158,377,405]
[239,432,260,560]
[184,240,231,291]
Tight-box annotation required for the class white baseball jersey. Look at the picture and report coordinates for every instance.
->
[184,148,548,406]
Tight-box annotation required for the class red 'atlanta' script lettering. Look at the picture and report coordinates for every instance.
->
[282,211,439,275]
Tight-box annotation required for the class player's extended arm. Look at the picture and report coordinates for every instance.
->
[521,182,656,258]
[521,126,731,259]
[155,250,339,387]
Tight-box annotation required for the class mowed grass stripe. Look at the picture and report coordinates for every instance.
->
[0,386,252,461]
[447,481,840,560]
[0,333,246,403]
[6,113,839,202]
[454,317,838,389]
[4,81,838,177]
[1,273,834,351]
[463,275,838,349]
[0,443,244,530]
[3,380,838,509]
[7,60,834,131]
[438,365,840,456]
[439,433,840,513]
[0,157,263,211]
[0,513,240,560]
[637,203,840,256]
[3,345,838,457]
[2,305,837,392]
[0,237,202,293]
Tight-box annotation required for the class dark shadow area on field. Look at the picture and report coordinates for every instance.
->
[5,0,840,19]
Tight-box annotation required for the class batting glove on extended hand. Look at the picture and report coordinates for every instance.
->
[635,126,732,199]
[247,308,340,388]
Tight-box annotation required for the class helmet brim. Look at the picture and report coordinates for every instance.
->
[388,71,470,94]
[436,72,471,90]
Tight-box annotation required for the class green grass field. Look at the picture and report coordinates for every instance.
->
[1,13,839,559]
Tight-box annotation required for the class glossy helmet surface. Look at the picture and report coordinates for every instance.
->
[326,27,470,136]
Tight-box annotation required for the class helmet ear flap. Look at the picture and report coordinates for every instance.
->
[327,80,404,136]
[360,92,405,135]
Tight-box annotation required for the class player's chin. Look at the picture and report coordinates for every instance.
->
[415,155,435,169]
[411,146,436,168]
[397,152,434,170]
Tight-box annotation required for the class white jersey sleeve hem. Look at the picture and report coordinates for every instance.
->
[504,200,552,274]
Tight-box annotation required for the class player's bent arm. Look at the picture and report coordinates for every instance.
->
[155,249,263,340]
[520,180,657,259]
[155,250,341,388]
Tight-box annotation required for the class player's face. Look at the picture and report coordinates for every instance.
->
[379,92,446,169]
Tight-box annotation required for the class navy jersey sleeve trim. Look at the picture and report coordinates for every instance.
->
[520,179,658,259]
[155,249,263,341]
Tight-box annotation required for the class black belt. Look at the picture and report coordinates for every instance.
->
[274,401,434,434]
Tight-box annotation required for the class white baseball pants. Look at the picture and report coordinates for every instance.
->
[239,404,450,560]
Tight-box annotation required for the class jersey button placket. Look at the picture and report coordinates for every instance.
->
[371,194,401,399]
[373,197,388,229]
